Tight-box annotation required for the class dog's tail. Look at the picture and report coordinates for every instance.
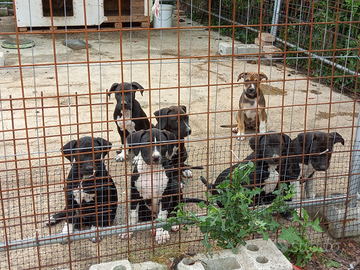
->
[181,198,207,204]
[200,176,217,191]
[220,124,237,128]
[182,165,204,170]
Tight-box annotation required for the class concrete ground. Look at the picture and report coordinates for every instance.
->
[0,12,359,269]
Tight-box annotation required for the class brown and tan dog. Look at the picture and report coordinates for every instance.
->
[222,71,268,140]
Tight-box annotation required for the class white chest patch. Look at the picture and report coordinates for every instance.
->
[298,163,316,179]
[116,109,136,133]
[72,182,96,205]
[264,164,279,194]
[245,100,261,120]
[135,155,169,213]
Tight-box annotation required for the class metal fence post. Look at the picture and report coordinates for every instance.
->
[270,0,281,37]
[349,109,360,208]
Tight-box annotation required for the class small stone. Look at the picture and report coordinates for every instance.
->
[62,39,91,50]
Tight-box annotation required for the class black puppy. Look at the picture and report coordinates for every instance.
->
[108,82,151,162]
[283,131,344,201]
[154,105,193,178]
[201,133,291,209]
[47,137,118,243]
[119,128,201,244]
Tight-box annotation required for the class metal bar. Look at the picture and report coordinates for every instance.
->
[270,0,282,36]
[349,112,360,208]
[0,194,353,252]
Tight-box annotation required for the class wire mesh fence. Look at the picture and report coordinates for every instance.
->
[0,0,359,269]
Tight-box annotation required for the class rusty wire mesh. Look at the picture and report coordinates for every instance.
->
[0,0,359,269]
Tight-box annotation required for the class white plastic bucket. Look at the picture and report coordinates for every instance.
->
[153,4,173,28]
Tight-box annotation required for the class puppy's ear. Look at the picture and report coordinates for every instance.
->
[249,135,266,157]
[329,132,345,146]
[297,133,313,154]
[180,105,187,113]
[108,83,119,98]
[249,136,257,151]
[95,137,112,158]
[127,130,146,156]
[131,82,145,96]
[259,72,268,81]
[281,133,291,152]
[154,108,170,129]
[162,130,177,157]
[237,72,248,82]
[62,140,78,162]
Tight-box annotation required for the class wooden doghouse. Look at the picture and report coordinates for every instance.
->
[16,0,149,31]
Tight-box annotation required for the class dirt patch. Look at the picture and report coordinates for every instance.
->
[260,84,287,95]
[316,111,358,120]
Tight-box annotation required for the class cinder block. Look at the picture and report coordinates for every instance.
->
[218,42,237,55]
[237,44,261,55]
[325,202,360,238]
[263,45,283,56]
[259,33,275,42]
[238,239,293,270]
[132,261,167,270]
[0,52,4,66]
[255,38,273,47]
[89,260,132,270]
[177,258,205,270]
[0,7,8,16]
[178,239,292,270]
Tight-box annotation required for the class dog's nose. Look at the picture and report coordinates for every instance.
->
[248,87,256,93]
[152,156,160,163]
[82,162,94,174]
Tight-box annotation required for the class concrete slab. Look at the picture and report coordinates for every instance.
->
[132,261,168,270]
[218,42,237,55]
[88,260,132,270]
[177,258,205,270]
[259,33,275,42]
[238,239,292,270]
[237,44,261,55]
[178,239,292,270]
[0,7,8,16]
[263,45,283,56]
[0,52,4,66]
[255,38,273,47]
[325,202,360,238]
[179,249,246,270]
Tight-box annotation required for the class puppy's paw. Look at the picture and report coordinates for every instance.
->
[45,216,56,226]
[155,228,170,245]
[115,151,125,162]
[182,169,193,178]
[236,132,246,141]
[306,192,316,200]
[119,232,133,240]
[90,236,103,243]
[171,225,180,232]
[132,155,140,165]
[232,127,238,133]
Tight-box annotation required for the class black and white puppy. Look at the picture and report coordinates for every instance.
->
[154,105,193,178]
[201,132,291,209]
[283,131,344,201]
[108,82,151,162]
[119,128,181,244]
[46,137,118,243]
